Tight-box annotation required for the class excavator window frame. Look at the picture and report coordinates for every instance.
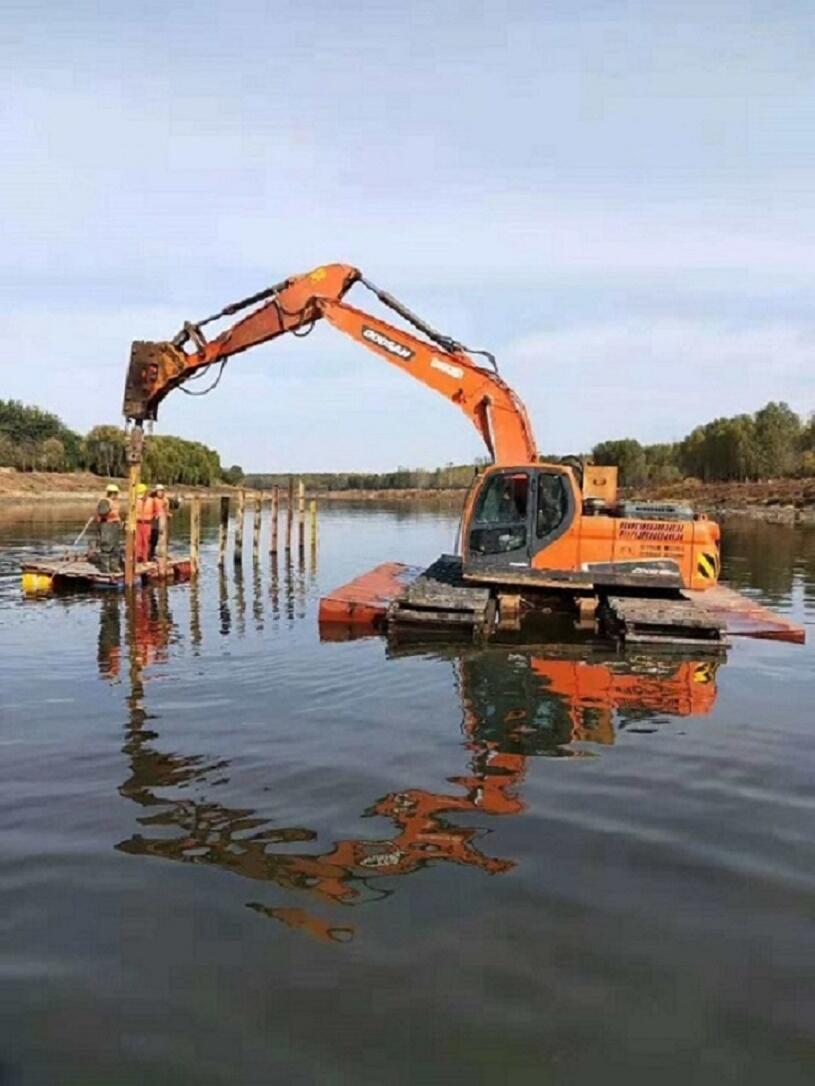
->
[464,465,577,567]
[468,470,533,559]
[532,470,575,551]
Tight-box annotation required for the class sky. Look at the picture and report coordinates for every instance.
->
[2,0,814,472]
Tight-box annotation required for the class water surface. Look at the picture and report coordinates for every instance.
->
[0,502,814,1085]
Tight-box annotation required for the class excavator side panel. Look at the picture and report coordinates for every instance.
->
[533,514,719,590]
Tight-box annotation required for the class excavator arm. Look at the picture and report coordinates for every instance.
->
[123,264,537,465]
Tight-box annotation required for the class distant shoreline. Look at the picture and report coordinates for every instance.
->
[0,469,236,506]
[2,468,814,524]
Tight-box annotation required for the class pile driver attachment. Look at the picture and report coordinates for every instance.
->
[124,340,190,423]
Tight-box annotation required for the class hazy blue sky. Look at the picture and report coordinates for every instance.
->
[2,0,814,470]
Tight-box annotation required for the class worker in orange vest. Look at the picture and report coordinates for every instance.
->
[103,483,121,522]
[135,483,156,564]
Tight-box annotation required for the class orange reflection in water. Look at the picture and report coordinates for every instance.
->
[100,590,722,943]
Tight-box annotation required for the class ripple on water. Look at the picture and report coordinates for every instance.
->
[1,507,815,1083]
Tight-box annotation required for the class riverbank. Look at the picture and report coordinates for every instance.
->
[3,468,815,524]
[311,477,815,524]
[291,477,815,523]
[0,470,463,507]
[631,476,815,524]
[0,468,234,504]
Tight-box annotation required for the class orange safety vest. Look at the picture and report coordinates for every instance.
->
[136,496,157,523]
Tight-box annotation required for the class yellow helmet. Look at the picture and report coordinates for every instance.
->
[106,483,120,495]
[137,483,148,495]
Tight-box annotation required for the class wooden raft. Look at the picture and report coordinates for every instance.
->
[21,556,192,591]
[388,555,492,630]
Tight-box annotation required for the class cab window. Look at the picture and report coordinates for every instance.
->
[536,473,569,539]
[469,472,529,555]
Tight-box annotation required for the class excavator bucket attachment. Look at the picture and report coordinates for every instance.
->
[123,340,188,422]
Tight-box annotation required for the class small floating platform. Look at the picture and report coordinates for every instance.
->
[683,584,806,644]
[21,556,193,593]
[317,561,421,627]
[319,555,805,646]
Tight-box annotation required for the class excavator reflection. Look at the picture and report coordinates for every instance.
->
[100,594,723,944]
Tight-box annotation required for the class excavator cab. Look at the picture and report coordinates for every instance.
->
[464,464,578,572]
[463,462,721,593]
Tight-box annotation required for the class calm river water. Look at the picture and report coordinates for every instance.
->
[0,502,813,1085]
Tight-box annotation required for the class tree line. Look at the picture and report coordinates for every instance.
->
[593,402,815,487]
[243,462,488,493]
[247,401,815,492]
[0,400,229,486]
[4,396,812,492]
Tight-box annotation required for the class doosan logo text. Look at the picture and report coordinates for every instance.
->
[361,326,414,361]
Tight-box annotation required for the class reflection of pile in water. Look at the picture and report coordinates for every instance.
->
[103,589,722,943]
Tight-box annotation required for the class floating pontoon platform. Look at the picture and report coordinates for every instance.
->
[21,556,193,593]
[318,555,805,647]
[317,561,421,626]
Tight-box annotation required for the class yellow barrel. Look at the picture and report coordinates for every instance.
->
[22,572,54,594]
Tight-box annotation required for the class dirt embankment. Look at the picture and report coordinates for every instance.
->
[0,468,233,504]
[626,477,815,524]
[320,477,815,522]
[0,470,463,507]
[3,468,815,523]
[318,487,466,503]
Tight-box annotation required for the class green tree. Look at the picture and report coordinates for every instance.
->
[678,415,760,481]
[40,437,66,472]
[0,399,82,470]
[222,464,245,485]
[592,439,648,487]
[642,442,681,484]
[0,433,14,466]
[754,401,801,477]
[84,425,127,477]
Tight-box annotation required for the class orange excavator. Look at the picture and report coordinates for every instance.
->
[123,263,721,604]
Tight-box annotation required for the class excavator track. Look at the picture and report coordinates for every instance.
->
[387,555,493,632]
[387,556,728,649]
[599,596,728,651]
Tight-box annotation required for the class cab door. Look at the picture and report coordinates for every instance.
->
[528,470,575,565]
[466,469,533,569]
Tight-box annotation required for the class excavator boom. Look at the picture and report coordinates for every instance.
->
[123,263,361,422]
[123,264,537,465]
